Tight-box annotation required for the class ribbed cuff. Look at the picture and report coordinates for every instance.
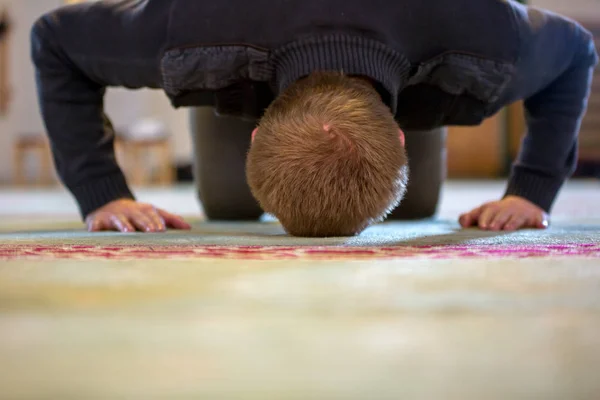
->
[70,173,135,219]
[272,34,411,113]
[503,167,565,213]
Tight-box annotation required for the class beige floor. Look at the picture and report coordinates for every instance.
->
[0,180,599,399]
[1,179,599,220]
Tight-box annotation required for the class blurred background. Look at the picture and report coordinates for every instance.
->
[0,0,598,189]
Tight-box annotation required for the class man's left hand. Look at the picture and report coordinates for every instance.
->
[459,195,550,231]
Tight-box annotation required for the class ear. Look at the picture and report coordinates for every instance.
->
[252,128,258,143]
[398,128,405,147]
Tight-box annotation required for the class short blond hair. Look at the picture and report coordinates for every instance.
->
[246,72,408,237]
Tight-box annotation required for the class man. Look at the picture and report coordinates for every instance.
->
[31,0,597,237]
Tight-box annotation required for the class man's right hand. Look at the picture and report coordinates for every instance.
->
[85,199,192,233]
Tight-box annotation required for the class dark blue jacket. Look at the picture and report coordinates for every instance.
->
[30,0,598,218]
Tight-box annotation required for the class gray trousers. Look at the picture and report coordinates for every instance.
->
[190,107,446,221]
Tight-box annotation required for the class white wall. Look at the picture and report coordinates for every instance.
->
[0,0,192,184]
[1,0,597,184]
[531,0,600,20]
[0,0,15,182]
[0,0,51,184]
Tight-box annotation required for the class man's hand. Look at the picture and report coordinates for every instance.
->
[459,195,550,231]
[85,199,192,233]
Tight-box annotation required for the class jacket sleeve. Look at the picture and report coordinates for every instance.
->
[31,9,135,219]
[504,7,598,212]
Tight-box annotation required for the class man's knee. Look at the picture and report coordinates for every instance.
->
[190,108,263,221]
[199,191,264,221]
[388,192,440,220]
[387,127,446,220]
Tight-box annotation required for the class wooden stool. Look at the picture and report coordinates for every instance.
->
[122,136,174,186]
[13,135,55,186]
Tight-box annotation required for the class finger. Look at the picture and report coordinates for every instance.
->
[87,216,107,232]
[503,214,527,231]
[534,212,550,229]
[489,209,514,231]
[130,212,156,232]
[148,208,166,231]
[459,213,474,227]
[109,214,135,233]
[478,206,499,230]
[86,216,99,232]
[459,206,484,228]
[157,208,192,230]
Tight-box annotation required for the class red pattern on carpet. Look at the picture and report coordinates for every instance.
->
[1,243,599,260]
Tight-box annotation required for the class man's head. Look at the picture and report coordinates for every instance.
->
[246,71,409,237]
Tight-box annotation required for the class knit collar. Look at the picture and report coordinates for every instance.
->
[271,34,412,113]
